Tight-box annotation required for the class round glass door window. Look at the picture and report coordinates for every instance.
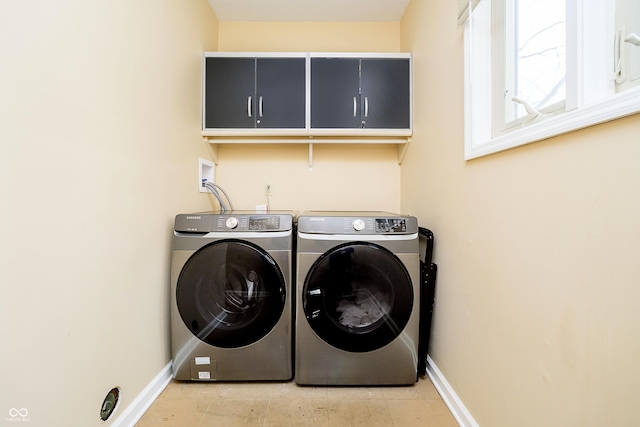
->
[303,242,413,352]
[176,239,286,348]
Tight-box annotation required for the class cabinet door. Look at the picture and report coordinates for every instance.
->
[204,57,255,129]
[360,59,411,129]
[311,58,361,129]
[256,58,306,129]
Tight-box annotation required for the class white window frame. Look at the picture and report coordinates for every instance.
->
[464,0,640,160]
[614,0,640,92]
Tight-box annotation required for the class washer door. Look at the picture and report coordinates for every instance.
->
[176,239,286,348]
[303,242,413,352]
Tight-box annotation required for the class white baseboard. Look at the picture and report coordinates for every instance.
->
[426,355,479,427]
[110,362,173,427]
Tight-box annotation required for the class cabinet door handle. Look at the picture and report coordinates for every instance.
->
[259,96,263,117]
[364,96,369,118]
[247,96,252,117]
[353,97,357,117]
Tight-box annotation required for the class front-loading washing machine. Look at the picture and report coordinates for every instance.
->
[295,211,420,385]
[170,211,293,381]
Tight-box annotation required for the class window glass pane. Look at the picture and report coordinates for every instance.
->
[509,0,566,121]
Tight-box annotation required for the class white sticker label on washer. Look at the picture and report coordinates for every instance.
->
[195,357,211,365]
[198,371,211,379]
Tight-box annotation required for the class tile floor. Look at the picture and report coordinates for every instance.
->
[135,376,458,427]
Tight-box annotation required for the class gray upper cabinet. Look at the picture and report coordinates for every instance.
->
[310,58,361,129]
[203,55,306,130]
[310,56,411,131]
[201,53,413,166]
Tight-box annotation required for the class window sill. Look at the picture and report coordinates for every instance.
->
[464,85,640,160]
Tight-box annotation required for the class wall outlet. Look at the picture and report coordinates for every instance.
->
[264,183,273,196]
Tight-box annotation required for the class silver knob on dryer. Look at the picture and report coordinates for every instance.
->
[225,217,239,229]
[353,219,365,231]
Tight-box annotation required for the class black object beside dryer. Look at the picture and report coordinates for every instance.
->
[170,211,293,381]
[417,227,437,377]
[295,211,421,385]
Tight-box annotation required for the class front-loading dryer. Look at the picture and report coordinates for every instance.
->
[170,211,293,381]
[295,211,420,385]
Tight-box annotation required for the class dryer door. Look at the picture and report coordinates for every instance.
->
[303,242,413,352]
[176,239,286,348]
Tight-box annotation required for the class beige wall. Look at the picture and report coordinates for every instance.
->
[214,22,403,212]
[218,21,400,52]
[401,1,640,426]
[0,1,218,425]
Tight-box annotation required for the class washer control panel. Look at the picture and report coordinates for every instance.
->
[174,212,292,233]
[352,219,366,231]
[217,215,282,231]
[225,217,239,229]
[248,216,281,230]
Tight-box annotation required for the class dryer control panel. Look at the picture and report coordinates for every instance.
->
[375,218,407,233]
[298,212,418,235]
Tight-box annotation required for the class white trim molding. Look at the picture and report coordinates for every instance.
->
[110,362,173,427]
[426,355,479,427]
[465,85,640,160]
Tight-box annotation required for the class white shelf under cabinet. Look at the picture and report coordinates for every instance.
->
[202,133,411,168]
